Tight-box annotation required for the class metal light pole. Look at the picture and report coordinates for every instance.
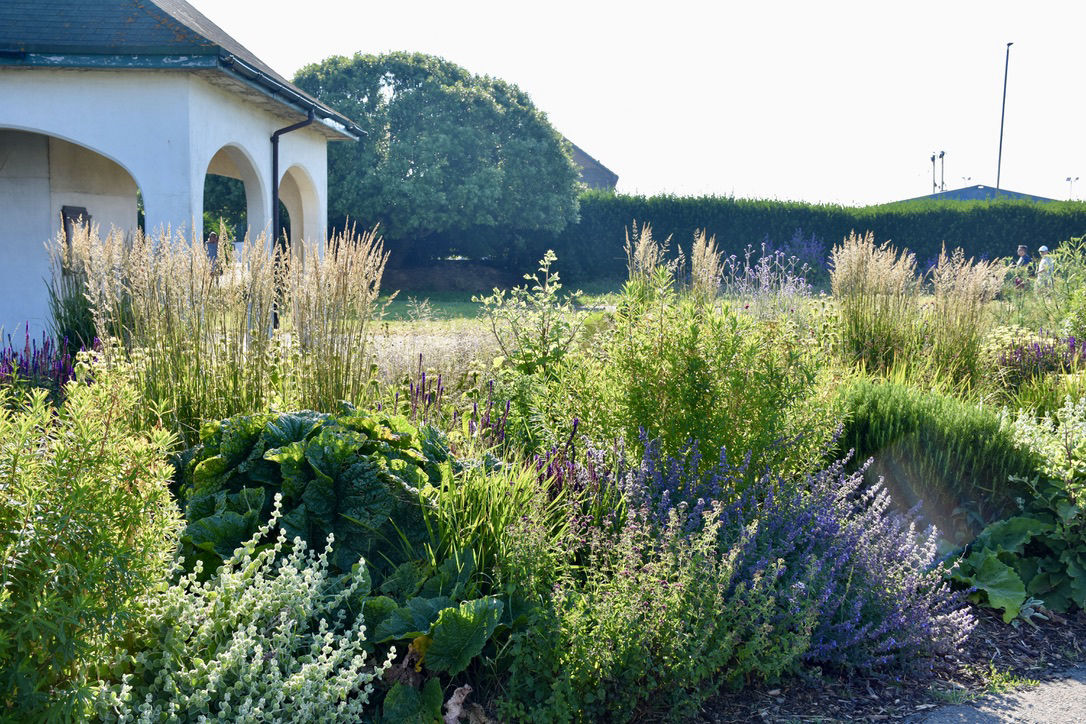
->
[939,151,946,191]
[1070,176,1081,200]
[931,153,937,194]
[996,42,1013,191]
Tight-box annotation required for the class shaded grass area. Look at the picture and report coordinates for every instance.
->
[380,280,623,321]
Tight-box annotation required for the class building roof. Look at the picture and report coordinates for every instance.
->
[900,184,1058,203]
[569,141,618,191]
[0,0,361,140]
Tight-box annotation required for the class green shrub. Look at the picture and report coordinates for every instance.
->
[546,191,1086,283]
[837,377,1040,540]
[497,504,815,722]
[474,250,583,380]
[177,406,450,577]
[953,395,1086,621]
[550,264,836,480]
[0,359,181,719]
[94,497,391,722]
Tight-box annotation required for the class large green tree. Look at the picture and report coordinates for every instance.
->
[293,52,580,265]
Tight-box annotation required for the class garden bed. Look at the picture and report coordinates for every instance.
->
[702,605,1086,722]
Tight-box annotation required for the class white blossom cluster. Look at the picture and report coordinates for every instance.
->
[95,495,394,722]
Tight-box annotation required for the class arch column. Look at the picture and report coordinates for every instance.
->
[203,143,270,243]
[279,164,323,248]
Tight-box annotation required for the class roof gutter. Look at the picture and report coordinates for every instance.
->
[219,53,365,140]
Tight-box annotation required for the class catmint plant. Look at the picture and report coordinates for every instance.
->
[617,437,975,671]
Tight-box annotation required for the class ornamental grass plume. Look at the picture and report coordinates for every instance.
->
[624,220,668,283]
[57,222,387,444]
[687,228,723,305]
[830,231,921,371]
[926,245,1004,381]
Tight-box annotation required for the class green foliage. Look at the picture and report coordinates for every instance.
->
[837,377,1040,540]
[957,397,1086,620]
[46,236,96,352]
[382,679,443,723]
[293,52,580,266]
[549,191,1086,283]
[497,505,815,722]
[0,359,181,719]
[179,407,450,575]
[549,264,836,478]
[202,174,246,242]
[475,250,583,379]
[94,497,391,722]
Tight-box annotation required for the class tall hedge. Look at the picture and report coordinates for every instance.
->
[542,191,1086,282]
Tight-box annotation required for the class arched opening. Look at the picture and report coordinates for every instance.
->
[278,164,322,250]
[203,144,267,255]
[0,128,142,338]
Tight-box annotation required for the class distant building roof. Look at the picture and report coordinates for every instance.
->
[568,141,618,191]
[900,184,1058,203]
[0,0,362,139]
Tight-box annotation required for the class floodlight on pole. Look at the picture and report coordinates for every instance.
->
[931,153,937,194]
[939,151,946,191]
[1070,176,1081,200]
[996,42,1013,192]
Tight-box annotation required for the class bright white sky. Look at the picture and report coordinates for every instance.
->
[188,0,1086,206]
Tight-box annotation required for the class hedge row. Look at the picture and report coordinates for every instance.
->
[542,191,1086,283]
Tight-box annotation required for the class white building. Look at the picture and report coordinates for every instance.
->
[0,0,361,337]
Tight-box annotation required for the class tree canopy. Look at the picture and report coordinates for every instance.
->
[293,52,581,264]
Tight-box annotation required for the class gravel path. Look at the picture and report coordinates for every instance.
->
[915,666,1086,723]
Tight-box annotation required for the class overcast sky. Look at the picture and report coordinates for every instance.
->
[188,0,1086,206]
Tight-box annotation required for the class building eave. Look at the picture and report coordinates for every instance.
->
[0,51,363,142]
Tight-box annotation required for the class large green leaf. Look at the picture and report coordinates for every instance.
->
[420,549,475,598]
[191,455,230,493]
[224,487,265,515]
[183,511,256,559]
[279,503,309,544]
[381,679,442,724]
[264,440,310,501]
[374,596,454,643]
[262,411,330,449]
[975,516,1052,554]
[301,473,336,529]
[217,414,268,466]
[966,554,1027,623]
[305,427,367,484]
[337,459,393,530]
[425,597,503,675]
[363,595,399,636]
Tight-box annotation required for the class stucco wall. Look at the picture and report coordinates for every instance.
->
[0,130,140,337]
[0,67,333,338]
[49,136,139,236]
[0,130,53,338]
